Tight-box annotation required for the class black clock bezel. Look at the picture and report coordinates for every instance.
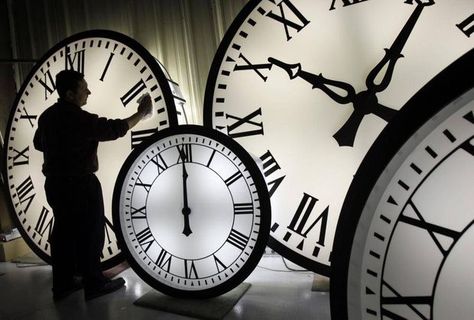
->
[2,29,179,270]
[112,124,271,299]
[330,49,474,320]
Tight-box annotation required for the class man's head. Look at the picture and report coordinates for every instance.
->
[56,70,91,107]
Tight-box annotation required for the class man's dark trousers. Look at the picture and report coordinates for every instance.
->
[45,174,106,290]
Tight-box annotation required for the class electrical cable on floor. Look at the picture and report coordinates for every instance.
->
[281,256,310,272]
[256,264,295,272]
[257,253,313,273]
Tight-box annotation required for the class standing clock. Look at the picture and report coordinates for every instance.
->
[204,0,474,274]
[3,30,183,268]
[112,125,270,298]
[330,50,474,320]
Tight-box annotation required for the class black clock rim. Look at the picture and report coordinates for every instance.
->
[202,0,259,127]
[2,29,179,270]
[112,124,271,299]
[329,49,474,320]
[202,0,332,274]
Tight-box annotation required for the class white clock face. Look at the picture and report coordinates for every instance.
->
[4,30,182,268]
[113,125,270,298]
[204,0,474,273]
[330,50,474,320]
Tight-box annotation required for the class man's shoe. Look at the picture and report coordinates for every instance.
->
[53,278,83,301]
[84,277,125,301]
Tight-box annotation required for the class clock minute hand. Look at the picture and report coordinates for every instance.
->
[366,0,433,93]
[180,152,192,237]
[268,57,356,104]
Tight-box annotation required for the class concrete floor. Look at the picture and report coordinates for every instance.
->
[0,255,331,320]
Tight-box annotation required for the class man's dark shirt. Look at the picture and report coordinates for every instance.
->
[34,99,129,177]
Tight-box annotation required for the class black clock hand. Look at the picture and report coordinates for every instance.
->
[269,2,432,147]
[334,1,433,146]
[180,150,192,237]
[366,0,434,93]
[268,57,356,104]
[332,98,397,147]
[269,56,398,146]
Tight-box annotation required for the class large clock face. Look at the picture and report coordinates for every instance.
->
[112,125,270,298]
[330,50,474,320]
[3,30,182,268]
[204,0,474,274]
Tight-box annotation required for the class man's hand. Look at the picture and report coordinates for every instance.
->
[125,94,153,130]
[137,94,153,118]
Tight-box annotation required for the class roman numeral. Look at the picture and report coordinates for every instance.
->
[381,280,432,320]
[131,206,147,219]
[19,107,37,128]
[176,144,193,163]
[285,193,329,257]
[206,150,217,167]
[382,295,432,305]
[135,178,152,193]
[184,259,199,279]
[456,13,474,37]
[213,255,227,272]
[136,227,154,253]
[131,128,157,149]
[259,150,286,198]
[156,248,172,272]
[234,53,272,82]
[266,0,310,41]
[464,110,474,124]
[329,0,368,11]
[15,176,36,214]
[100,52,115,81]
[225,171,243,186]
[460,138,474,156]
[227,228,249,250]
[151,154,168,174]
[9,146,30,167]
[399,200,461,256]
[218,108,264,138]
[121,79,147,107]
[65,48,85,73]
[37,69,56,100]
[34,206,53,249]
[103,217,115,257]
[234,203,254,215]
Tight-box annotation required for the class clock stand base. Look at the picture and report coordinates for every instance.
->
[134,282,251,320]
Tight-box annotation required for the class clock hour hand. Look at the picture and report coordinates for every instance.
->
[180,150,192,237]
[268,57,356,104]
[366,0,433,93]
[333,100,398,147]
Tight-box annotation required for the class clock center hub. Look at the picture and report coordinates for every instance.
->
[355,90,379,115]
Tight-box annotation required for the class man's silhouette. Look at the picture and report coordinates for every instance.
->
[34,69,152,301]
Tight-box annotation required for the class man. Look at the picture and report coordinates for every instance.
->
[33,69,152,301]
